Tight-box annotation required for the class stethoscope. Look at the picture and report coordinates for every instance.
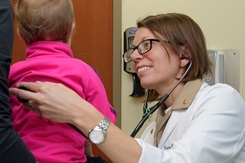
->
[131,59,192,137]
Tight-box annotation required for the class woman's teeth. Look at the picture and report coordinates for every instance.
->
[138,66,151,73]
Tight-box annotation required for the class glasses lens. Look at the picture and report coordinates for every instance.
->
[123,39,157,63]
[138,40,151,54]
[123,49,133,62]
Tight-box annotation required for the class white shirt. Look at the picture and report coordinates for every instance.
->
[136,82,245,163]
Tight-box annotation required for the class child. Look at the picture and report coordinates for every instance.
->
[8,0,116,162]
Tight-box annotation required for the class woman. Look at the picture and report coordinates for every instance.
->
[10,13,245,163]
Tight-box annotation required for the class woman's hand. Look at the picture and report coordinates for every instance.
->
[10,81,104,135]
[9,82,93,124]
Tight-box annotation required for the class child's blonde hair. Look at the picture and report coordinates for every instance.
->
[15,0,75,44]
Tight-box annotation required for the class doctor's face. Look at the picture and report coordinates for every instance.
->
[131,27,182,92]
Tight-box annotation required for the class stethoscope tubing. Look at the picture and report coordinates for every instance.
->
[131,60,193,137]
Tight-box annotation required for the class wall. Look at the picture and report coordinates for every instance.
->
[120,0,245,137]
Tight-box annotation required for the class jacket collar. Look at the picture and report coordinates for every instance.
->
[172,79,204,110]
[155,79,203,147]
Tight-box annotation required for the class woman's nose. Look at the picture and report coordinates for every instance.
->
[131,49,143,62]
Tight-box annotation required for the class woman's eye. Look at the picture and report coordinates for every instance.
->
[142,42,150,48]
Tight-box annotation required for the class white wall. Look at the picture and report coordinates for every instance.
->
[121,0,245,137]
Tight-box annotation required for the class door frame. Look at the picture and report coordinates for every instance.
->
[113,0,122,128]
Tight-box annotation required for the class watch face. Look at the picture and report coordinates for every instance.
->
[89,129,104,144]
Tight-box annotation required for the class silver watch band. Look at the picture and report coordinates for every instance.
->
[88,117,111,144]
[99,117,111,134]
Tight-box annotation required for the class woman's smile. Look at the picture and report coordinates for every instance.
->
[137,66,152,73]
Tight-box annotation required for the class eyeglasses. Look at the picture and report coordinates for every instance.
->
[123,39,170,63]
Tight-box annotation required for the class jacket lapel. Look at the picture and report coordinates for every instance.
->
[155,79,203,147]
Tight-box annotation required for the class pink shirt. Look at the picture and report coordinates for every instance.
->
[9,41,116,163]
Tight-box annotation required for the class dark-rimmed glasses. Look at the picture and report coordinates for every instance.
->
[123,39,170,63]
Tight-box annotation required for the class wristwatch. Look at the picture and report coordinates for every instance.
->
[88,117,111,145]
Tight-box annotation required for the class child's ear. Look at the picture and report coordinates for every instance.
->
[16,28,26,43]
[71,22,76,33]
[66,22,76,46]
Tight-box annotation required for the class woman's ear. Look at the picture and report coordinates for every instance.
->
[179,46,191,67]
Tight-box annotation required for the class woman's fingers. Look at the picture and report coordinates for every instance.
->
[10,81,86,124]
[10,81,55,103]
[9,87,39,102]
[23,100,42,115]
[16,81,42,92]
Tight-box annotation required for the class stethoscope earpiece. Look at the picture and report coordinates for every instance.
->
[180,55,187,60]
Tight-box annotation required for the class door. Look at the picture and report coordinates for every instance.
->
[11,0,113,162]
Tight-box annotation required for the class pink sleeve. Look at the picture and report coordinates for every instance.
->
[82,66,116,123]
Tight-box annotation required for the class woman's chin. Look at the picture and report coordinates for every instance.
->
[140,82,151,90]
